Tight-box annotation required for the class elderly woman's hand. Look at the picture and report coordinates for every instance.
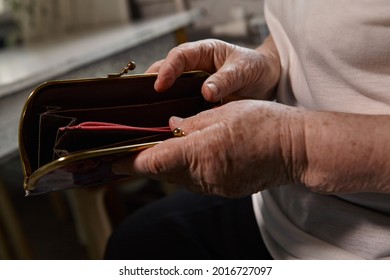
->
[146,38,281,102]
[113,100,306,198]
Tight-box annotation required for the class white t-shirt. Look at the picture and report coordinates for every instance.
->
[252,0,390,259]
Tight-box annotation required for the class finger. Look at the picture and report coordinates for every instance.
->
[169,107,223,135]
[113,128,217,194]
[112,137,188,177]
[145,59,164,73]
[154,40,225,92]
[113,106,224,176]
[201,62,249,101]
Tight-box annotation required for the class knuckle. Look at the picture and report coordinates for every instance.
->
[186,128,231,191]
[214,69,236,90]
[181,114,204,132]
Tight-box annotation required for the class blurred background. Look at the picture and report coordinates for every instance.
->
[0,0,267,259]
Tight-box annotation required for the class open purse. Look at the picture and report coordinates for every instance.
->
[19,62,216,195]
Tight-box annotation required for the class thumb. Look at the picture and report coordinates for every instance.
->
[112,107,223,176]
[112,137,187,177]
[201,63,246,102]
[169,107,221,136]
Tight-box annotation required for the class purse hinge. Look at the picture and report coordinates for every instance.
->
[107,61,136,78]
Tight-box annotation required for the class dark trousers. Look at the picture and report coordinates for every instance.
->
[105,190,272,260]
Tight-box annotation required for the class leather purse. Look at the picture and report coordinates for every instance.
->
[19,61,215,195]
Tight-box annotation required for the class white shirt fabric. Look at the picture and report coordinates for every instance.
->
[252,0,390,259]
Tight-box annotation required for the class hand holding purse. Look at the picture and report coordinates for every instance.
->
[19,61,216,195]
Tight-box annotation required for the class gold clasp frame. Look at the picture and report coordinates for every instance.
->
[107,61,136,78]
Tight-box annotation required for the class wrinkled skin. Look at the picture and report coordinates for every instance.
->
[147,38,281,102]
[113,100,305,198]
[112,38,306,198]
[113,38,390,196]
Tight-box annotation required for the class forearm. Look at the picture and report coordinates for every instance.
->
[298,111,390,194]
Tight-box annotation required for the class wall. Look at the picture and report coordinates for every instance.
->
[5,0,130,44]
[189,0,264,29]
[134,0,264,28]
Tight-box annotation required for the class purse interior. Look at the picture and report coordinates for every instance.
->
[20,72,212,176]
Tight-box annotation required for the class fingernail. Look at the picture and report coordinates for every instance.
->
[205,82,220,100]
[170,116,183,128]
[154,78,162,92]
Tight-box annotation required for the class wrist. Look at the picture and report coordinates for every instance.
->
[256,36,281,100]
[298,111,390,193]
[280,107,308,185]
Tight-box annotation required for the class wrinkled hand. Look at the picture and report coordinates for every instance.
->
[146,38,280,102]
[113,100,306,198]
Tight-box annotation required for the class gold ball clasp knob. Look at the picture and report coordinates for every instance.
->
[173,128,185,137]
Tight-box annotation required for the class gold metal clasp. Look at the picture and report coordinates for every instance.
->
[173,128,185,137]
[107,61,136,78]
